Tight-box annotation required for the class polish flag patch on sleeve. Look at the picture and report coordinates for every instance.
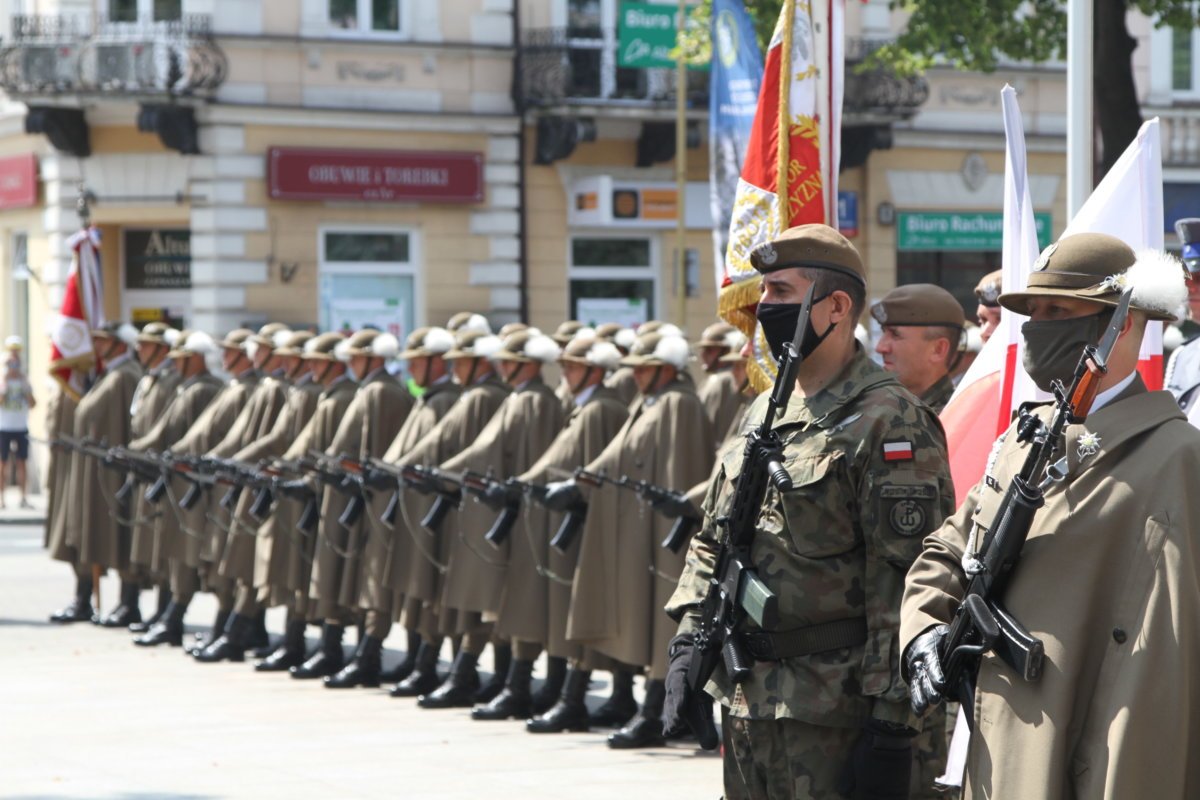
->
[883,440,915,462]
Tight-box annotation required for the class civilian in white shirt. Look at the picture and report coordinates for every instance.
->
[0,336,36,510]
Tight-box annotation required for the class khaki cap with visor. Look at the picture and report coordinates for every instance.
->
[999,232,1184,322]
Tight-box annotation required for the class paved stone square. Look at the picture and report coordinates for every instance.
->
[0,521,720,800]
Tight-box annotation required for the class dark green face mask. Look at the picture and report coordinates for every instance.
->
[1021,310,1109,392]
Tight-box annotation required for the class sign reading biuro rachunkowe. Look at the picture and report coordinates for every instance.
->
[897,211,1053,252]
[268,148,484,204]
[124,229,191,290]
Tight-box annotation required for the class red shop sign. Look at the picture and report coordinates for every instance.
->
[268,147,484,204]
[0,154,37,210]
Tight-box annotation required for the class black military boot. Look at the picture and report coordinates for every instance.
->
[473,642,510,705]
[471,659,534,720]
[49,575,94,624]
[289,623,345,680]
[130,585,170,633]
[589,669,638,727]
[193,612,254,663]
[607,679,667,749]
[256,619,308,672]
[100,581,143,628]
[380,630,422,683]
[531,656,567,716]
[527,668,591,734]
[417,651,480,709]
[324,635,383,689]
[186,609,230,656]
[247,608,271,655]
[390,641,441,697]
[133,600,186,647]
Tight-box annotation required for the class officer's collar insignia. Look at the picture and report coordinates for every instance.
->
[1077,429,1101,460]
[1033,241,1058,272]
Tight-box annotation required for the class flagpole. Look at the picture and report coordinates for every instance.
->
[1066,0,1092,217]
[674,0,688,328]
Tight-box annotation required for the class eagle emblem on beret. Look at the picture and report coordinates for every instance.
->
[1033,241,1058,272]
[756,242,778,266]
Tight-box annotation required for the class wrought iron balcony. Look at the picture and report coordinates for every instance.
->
[843,38,929,123]
[520,27,709,112]
[0,14,226,98]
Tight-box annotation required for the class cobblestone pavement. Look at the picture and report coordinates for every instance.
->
[0,523,721,800]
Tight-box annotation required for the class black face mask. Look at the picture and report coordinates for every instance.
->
[1021,310,1110,393]
[756,295,834,363]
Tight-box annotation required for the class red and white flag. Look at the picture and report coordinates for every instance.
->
[941,89,1167,505]
[49,227,105,400]
[718,0,843,391]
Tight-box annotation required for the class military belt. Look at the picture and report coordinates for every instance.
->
[740,617,868,661]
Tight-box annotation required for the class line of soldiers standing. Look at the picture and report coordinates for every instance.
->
[42,308,762,749]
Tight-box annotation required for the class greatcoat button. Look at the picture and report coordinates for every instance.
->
[1112,627,1127,644]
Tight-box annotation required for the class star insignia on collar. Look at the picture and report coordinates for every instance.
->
[1077,430,1101,459]
[1033,241,1058,272]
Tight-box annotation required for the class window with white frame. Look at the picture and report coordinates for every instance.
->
[9,232,29,350]
[108,0,181,23]
[329,0,401,34]
[569,235,657,326]
[318,228,419,342]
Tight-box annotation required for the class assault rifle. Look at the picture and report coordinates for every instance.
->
[932,289,1134,729]
[574,468,701,554]
[367,462,464,535]
[473,476,550,549]
[685,288,813,708]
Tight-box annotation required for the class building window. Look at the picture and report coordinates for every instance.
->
[569,236,656,325]
[9,233,29,351]
[896,250,999,319]
[319,228,419,341]
[109,0,181,22]
[1174,27,1193,92]
[329,0,401,34]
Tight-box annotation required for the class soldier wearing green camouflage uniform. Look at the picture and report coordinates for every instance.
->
[871,284,965,415]
[664,224,956,800]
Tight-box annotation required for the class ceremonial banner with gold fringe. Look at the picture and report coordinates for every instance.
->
[719,0,843,391]
[49,227,105,400]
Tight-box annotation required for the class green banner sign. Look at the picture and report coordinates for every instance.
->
[896,211,1054,251]
[618,2,679,69]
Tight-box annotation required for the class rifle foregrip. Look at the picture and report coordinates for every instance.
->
[421,494,454,533]
[219,486,242,512]
[550,506,586,553]
[338,494,364,529]
[722,637,753,685]
[484,506,519,549]
[296,497,318,534]
[249,487,274,521]
[144,476,168,505]
[661,516,699,553]
[179,482,203,511]
[380,491,400,527]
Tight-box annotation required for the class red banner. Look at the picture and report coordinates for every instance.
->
[0,154,37,210]
[267,148,484,204]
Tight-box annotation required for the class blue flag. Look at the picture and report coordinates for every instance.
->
[709,0,763,290]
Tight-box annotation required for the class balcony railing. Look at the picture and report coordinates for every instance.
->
[0,14,226,98]
[1146,105,1200,167]
[843,38,929,121]
[520,27,708,110]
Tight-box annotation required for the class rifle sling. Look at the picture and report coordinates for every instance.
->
[740,617,867,661]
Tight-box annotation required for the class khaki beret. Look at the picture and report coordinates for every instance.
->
[974,270,1003,307]
[219,328,254,350]
[870,284,965,329]
[750,223,865,285]
[493,330,561,364]
[999,232,1185,322]
[303,332,346,361]
[274,330,314,357]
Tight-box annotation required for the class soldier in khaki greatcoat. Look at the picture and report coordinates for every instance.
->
[664,224,955,799]
[45,365,89,624]
[695,321,748,439]
[902,234,1200,800]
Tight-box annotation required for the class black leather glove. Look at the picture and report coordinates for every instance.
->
[837,718,916,800]
[904,624,949,716]
[276,479,312,501]
[649,490,696,520]
[542,480,582,512]
[661,633,720,750]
